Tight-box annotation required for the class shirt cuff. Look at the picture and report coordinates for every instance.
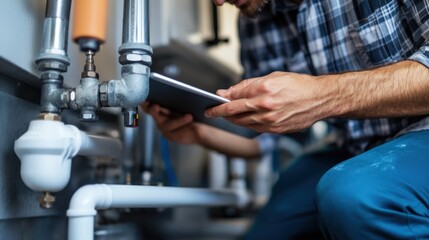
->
[408,45,429,68]
[256,133,278,155]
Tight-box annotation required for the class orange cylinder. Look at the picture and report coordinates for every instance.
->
[72,0,108,43]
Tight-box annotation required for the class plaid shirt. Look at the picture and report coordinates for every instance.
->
[242,0,429,154]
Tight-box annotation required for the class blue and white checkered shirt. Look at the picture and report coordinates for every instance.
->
[243,0,429,154]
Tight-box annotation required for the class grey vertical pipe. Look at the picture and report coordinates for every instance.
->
[45,0,71,19]
[122,0,150,46]
[142,114,155,170]
[37,0,72,65]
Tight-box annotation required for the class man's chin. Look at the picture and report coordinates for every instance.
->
[238,0,268,18]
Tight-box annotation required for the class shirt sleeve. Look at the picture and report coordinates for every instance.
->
[403,0,429,67]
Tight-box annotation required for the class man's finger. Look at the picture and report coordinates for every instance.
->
[205,98,255,118]
[142,102,151,113]
[160,114,193,132]
[218,77,261,100]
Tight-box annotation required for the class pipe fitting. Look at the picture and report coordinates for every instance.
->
[38,113,62,121]
[121,63,149,76]
[101,64,150,108]
[14,120,78,192]
[40,71,67,114]
[14,120,122,193]
[35,0,72,69]
[67,184,250,240]
[118,52,152,66]
[74,77,101,121]
[37,0,72,115]
[68,184,113,217]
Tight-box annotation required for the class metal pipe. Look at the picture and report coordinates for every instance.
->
[101,65,150,108]
[46,0,71,19]
[36,0,72,114]
[38,0,153,124]
[122,0,149,46]
[115,0,152,127]
[36,0,71,66]
[141,114,155,170]
[67,184,248,240]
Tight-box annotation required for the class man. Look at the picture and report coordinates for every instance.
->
[145,0,429,239]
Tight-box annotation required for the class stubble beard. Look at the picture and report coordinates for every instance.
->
[227,0,269,18]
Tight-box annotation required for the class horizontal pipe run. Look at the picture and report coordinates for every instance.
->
[78,132,122,158]
[67,184,247,240]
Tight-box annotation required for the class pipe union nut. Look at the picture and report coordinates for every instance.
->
[121,64,150,77]
[38,61,68,72]
[119,53,152,66]
[81,71,99,79]
[41,71,63,81]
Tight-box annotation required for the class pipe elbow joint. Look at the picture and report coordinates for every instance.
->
[123,66,150,106]
[103,64,150,108]
[67,184,112,217]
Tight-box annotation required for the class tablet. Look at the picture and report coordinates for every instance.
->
[147,73,259,138]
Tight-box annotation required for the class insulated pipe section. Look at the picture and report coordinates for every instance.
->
[67,184,248,240]
[72,0,108,52]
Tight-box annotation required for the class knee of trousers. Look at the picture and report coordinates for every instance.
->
[314,158,399,230]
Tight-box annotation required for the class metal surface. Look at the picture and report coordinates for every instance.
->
[45,0,71,19]
[81,50,99,79]
[122,107,139,127]
[39,192,56,209]
[140,114,155,172]
[36,0,71,66]
[103,64,150,108]
[37,0,72,115]
[74,77,100,121]
[122,0,150,46]
[40,72,64,113]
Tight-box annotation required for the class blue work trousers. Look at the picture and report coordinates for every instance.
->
[246,130,429,239]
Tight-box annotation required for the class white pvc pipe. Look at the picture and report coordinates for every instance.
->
[78,132,122,157]
[67,184,248,240]
[14,120,123,192]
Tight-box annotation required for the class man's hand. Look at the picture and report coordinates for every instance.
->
[205,72,334,134]
[205,61,429,134]
[142,102,204,144]
[143,102,261,158]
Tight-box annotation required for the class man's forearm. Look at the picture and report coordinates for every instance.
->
[321,60,429,119]
[197,124,261,158]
